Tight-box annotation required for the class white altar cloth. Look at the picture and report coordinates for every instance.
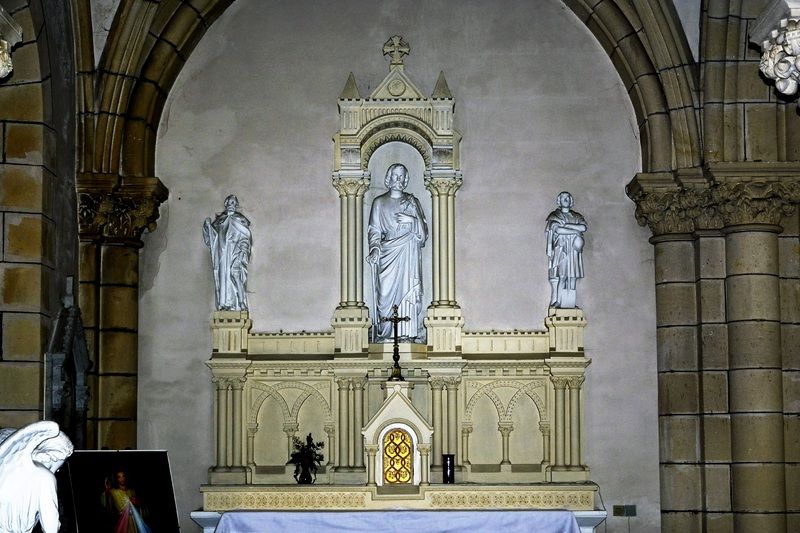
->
[213,510,581,533]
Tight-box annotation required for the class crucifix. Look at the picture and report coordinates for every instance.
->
[383,35,409,67]
[381,304,409,381]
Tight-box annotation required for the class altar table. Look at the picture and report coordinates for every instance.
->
[211,510,581,533]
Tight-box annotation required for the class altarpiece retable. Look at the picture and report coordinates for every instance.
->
[202,37,596,514]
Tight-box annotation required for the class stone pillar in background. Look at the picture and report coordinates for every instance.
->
[629,169,800,532]
[713,178,798,533]
[78,178,167,449]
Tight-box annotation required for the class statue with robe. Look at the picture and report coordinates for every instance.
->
[545,191,587,309]
[367,164,428,342]
[203,195,252,311]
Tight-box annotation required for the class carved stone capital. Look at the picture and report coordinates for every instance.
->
[351,376,367,391]
[539,421,551,434]
[424,176,463,196]
[229,377,246,390]
[443,376,462,389]
[332,177,370,197]
[283,423,299,435]
[461,425,473,435]
[78,176,168,243]
[713,180,800,226]
[336,377,352,389]
[566,376,585,389]
[429,377,446,390]
[628,186,719,235]
[551,376,570,390]
[497,423,514,436]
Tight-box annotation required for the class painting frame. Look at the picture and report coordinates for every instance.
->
[56,450,180,532]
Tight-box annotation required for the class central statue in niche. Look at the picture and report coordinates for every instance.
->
[367,163,428,342]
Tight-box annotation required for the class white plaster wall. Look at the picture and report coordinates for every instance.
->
[90,0,120,64]
[140,1,660,531]
[673,0,701,60]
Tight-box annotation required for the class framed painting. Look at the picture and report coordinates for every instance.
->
[56,450,180,532]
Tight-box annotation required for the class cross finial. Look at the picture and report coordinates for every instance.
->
[383,35,410,68]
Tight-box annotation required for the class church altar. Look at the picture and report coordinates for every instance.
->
[200,36,603,531]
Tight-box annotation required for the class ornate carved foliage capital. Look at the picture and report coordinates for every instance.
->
[424,176,463,196]
[443,376,462,389]
[566,376,585,389]
[550,376,570,390]
[628,178,800,235]
[628,186,720,235]
[332,177,370,197]
[713,180,800,226]
[350,377,367,390]
[429,377,446,390]
[79,181,168,242]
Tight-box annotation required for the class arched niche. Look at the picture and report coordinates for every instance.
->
[330,45,465,355]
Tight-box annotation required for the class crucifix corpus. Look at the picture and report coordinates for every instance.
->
[381,305,410,381]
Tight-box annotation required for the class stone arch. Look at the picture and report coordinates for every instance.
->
[463,382,514,422]
[286,383,333,422]
[248,383,291,425]
[507,383,548,422]
[561,0,702,172]
[361,127,433,170]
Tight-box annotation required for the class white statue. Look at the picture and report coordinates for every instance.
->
[203,195,252,311]
[545,191,587,309]
[367,164,428,342]
[0,421,73,533]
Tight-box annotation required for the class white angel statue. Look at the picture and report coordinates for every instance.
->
[0,421,73,533]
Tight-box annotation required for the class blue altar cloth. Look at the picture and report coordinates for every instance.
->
[214,509,581,533]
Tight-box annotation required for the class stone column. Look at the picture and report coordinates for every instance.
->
[430,378,445,466]
[246,424,257,471]
[365,444,379,486]
[498,423,513,466]
[724,225,785,531]
[324,424,336,466]
[551,376,568,469]
[568,376,584,468]
[418,443,431,485]
[283,423,299,462]
[337,377,350,469]
[352,377,366,469]
[78,180,167,449]
[331,176,371,354]
[213,377,229,469]
[539,422,551,468]
[424,174,465,353]
[445,377,460,462]
[230,378,245,469]
[461,424,472,465]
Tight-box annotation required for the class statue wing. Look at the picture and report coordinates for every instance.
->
[0,421,60,473]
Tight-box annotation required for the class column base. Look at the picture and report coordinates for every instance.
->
[424,306,465,354]
[332,306,370,355]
